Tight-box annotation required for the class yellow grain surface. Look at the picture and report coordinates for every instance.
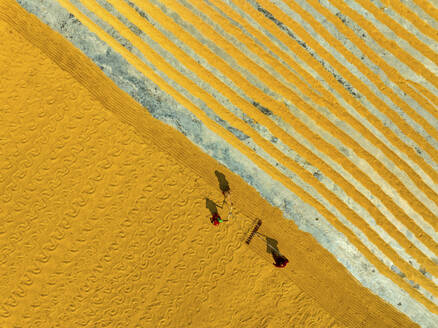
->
[0,2,420,327]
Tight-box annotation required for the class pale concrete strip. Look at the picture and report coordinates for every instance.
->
[407,0,438,27]
[407,80,438,108]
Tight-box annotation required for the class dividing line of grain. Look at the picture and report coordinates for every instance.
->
[152,0,438,232]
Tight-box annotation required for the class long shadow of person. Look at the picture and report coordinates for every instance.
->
[206,198,221,215]
[214,170,230,194]
[266,236,280,255]
[257,233,289,267]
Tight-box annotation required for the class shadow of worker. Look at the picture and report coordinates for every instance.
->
[214,170,230,194]
[206,198,221,215]
[266,236,280,255]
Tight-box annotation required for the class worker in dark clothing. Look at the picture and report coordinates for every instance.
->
[272,252,289,268]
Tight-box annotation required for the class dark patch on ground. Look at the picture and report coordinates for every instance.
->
[61,13,80,30]
[126,0,151,22]
[228,126,250,140]
[252,101,273,116]
[391,265,406,278]
[313,170,322,181]
[409,281,420,289]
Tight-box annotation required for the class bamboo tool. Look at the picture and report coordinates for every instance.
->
[221,191,233,221]
[245,219,262,244]
[225,194,233,220]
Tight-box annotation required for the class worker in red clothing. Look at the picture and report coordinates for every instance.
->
[211,212,223,226]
